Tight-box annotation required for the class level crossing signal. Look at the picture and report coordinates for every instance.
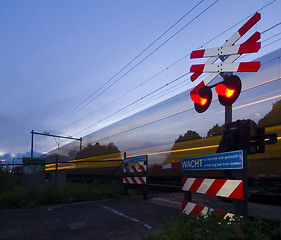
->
[190,74,242,112]
[216,75,242,106]
[191,86,212,113]
[189,12,261,113]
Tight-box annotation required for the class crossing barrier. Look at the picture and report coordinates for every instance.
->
[124,165,147,173]
[181,178,243,200]
[123,176,147,185]
[181,201,235,219]
[181,150,248,216]
[123,154,148,199]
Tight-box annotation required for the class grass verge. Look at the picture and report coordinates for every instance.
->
[0,181,120,209]
[144,212,281,240]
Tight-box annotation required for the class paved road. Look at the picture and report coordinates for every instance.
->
[0,197,180,240]
[1,193,280,239]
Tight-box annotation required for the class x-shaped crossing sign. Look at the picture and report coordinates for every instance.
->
[190,12,261,112]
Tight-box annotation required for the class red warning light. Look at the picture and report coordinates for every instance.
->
[191,92,207,106]
[216,84,235,98]
[191,86,212,113]
[216,75,242,106]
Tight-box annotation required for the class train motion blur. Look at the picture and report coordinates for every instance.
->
[44,48,281,195]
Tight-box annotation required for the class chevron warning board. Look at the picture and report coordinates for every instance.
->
[124,165,147,173]
[123,176,147,185]
[182,201,235,219]
[182,177,243,200]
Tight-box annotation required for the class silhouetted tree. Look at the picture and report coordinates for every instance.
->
[175,130,201,143]
[258,99,281,127]
[76,142,120,159]
[207,124,224,137]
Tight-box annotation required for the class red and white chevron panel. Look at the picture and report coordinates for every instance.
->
[222,12,261,52]
[190,54,240,84]
[182,178,243,200]
[123,177,146,185]
[182,201,235,219]
[190,62,260,74]
[124,165,147,173]
[190,42,260,59]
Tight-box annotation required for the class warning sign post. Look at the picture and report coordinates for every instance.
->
[181,150,248,216]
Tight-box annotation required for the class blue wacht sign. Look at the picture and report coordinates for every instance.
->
[124,155,147,164]
[182,150,243,171]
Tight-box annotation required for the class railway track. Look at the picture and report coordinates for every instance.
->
[64,173,281,206]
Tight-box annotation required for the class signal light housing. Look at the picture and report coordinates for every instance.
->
[191,86,212,113]
[216,75,241,106]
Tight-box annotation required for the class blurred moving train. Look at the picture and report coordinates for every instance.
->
[44,48,281,190]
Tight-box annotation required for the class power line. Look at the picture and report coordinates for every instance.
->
[261,21,281,34]
[73,72,190,136]
[200,0,277,49]
[43,60,281,154]
[263,36,281,48]
[59,58,191,132]
[41,72,192,154]
[65,9,280,137]
[263,32,281,42]
[79,76,281,144]
[51,0,277,134]
[67,0,218,113]
[69,47,281,148]
[42,1,279,153]
[62,66,176,129]
[49,1,206,132]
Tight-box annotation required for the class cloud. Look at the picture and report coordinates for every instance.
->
[0,153,12,161]
[0,151,43,164]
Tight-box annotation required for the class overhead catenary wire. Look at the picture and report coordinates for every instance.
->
[71,46,281,149]
[43,70,281,155]
[42,1,279,153]
[261,21,281,34]
[87,50,281,142]
[263,32,281,42]
[66,7,281,137]
[49,1,220,132]
[50,0,278,136]
[73,72,190,136]
[77,76,281,145]
[63,61,188,129]
[201,0,277,49]
[43,65,281,155]
[263,36,281,48]
[44,35,279,154]
[48,0,207,132]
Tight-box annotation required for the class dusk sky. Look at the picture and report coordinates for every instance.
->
[1,0,281,163]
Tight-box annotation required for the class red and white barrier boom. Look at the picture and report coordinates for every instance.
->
[189,12,261,112]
